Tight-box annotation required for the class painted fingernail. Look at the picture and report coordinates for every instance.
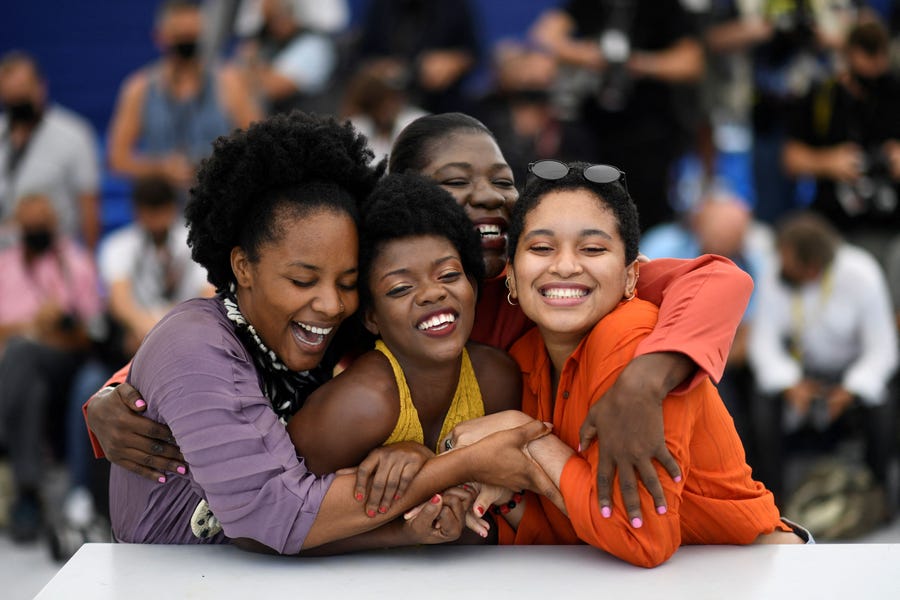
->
[355,493,364,501]
[657,506,667,515]
[393,493,401,500]
[601,506,611,518]
[176,466,186,475]
[430,494,441,504]
[366,509,376,517]
[135,399,146,408]
[475,505,485,516]
[378,506,387,514]
[158,476,166,484]
[674,475,682,483]
[631,517,643,528]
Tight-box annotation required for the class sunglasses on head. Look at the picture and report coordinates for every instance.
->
[527,159,627,193]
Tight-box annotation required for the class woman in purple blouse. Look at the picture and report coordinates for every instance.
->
[107,112,556,554]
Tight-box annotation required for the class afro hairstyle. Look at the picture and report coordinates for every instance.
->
[185,111,384,291]
[357,172,485,309]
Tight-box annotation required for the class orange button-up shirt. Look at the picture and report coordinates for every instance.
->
[503,298,786,568]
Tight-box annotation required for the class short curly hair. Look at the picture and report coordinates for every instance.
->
[508,161,640,265]
[185,112,384,291]
[358,172,485,309]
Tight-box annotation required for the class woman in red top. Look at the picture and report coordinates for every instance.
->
[445,161,804,566]
[87,114,752,526]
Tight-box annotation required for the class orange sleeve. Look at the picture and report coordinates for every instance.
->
[82,361,131,459]
[634,255,752,391]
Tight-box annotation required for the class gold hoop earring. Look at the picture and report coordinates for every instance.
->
[504,277,512,289]
[507,291,518,306]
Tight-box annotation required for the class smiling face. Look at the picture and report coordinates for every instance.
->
[419,132,519,280]
[364,235,476,367]
[508,189,638,358]
[232,207,359,372]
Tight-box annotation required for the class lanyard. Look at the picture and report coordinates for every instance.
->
[789,266,834,361]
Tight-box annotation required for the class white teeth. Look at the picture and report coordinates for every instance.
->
[542,288,587,299]
[295,322,333,335]
[476,224,502,238]
[417,313,457,331]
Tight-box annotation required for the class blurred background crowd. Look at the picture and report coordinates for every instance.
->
[1,0,899,562]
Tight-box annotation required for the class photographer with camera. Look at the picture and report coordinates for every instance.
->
[0,193,103,542]
[531,0,704,232]
[783,19,900,266]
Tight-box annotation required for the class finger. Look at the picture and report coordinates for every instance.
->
[415,494,442,526]
[123,459,170,483]
[618,465,644,527]
[392,462,417,503]
[465,512,491,538]
[471,487,494,519]
[636,460,668,514]
[377,463,402,514]
[354,457,377,505]
[403,501,427,521]
[335,467,357,477]
[578,419,597,454]
[655,447,682,484]
[121,448,187,478]
[595,449,614,517]
[138,416,178,447]
[365,463,393,517]
[516,419,553,445]
[116,384,147,412]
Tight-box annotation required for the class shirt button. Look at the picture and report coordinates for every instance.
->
[562,391,569,399]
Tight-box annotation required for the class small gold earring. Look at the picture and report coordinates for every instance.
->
[507,291,518,306]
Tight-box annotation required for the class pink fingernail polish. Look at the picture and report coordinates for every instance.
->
[394,494,401,500]
[135,399,146,408]
[631,517,643,528]
[366,509,376,517]
[158,476,166,484]
[430,494,441,504]
[176,466,186,475]
[601,506,611,518]
[657,506,667,515]
[355,493,364,502]
[378,506,387,514]
[674,475,682,483]
[475,505,485,516]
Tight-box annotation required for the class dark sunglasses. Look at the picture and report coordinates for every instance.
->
[527,159,628,193]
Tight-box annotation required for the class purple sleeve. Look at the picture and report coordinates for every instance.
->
[130,299,334,554]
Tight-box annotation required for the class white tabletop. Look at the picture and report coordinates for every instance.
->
[36,542,900,599]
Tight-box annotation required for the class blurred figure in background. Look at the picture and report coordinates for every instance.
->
[783,18,900,267]
[748,211,898,510]
[0,194,103,543]
[0,52,100,250]
[641,189,774,455]
[356,0,480,114]
[99,175,213,359]
[531,0,705,232]
[342,59,427,163]
[236,0,339,115]
[107,0,259,194]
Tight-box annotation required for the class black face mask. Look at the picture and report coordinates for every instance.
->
[4,100,41,126]
[23,228,54,254]
[779,270,803,289]
[170,40,199,61]
[853,72,889,94]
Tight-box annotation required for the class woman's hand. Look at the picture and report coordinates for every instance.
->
[442,410,536,452]
[353,441,434,517]
[85,383,186,482]
[402,486,476,545]
[464,420,561,506]
[577,353,686,526]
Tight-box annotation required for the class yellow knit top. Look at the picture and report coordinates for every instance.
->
[376,339,485,453]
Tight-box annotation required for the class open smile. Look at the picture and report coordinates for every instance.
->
[291,320,334,351]
[416,309,459,337]
[539,284,591,306]
[473,218,508,251]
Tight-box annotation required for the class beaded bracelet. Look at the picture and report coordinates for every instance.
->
[490,491,525,515]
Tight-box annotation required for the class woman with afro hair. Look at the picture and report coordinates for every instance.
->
[288,172,522,540]
[99,112,556,554]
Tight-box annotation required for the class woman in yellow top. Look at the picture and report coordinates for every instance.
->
[287,173,521,537]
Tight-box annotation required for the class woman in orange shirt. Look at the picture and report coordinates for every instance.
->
[446,160,806,567]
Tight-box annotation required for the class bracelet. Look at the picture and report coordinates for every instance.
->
[490,491,525,515]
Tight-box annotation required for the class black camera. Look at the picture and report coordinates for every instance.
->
[836,147,899,218]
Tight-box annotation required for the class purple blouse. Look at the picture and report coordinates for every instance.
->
[110,297,334,553]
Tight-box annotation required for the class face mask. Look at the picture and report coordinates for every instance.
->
[23,228,54,254]
[170,40,199,61]
[4,100,41,125]
[779,270,802,289]
[853,72,889,94]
